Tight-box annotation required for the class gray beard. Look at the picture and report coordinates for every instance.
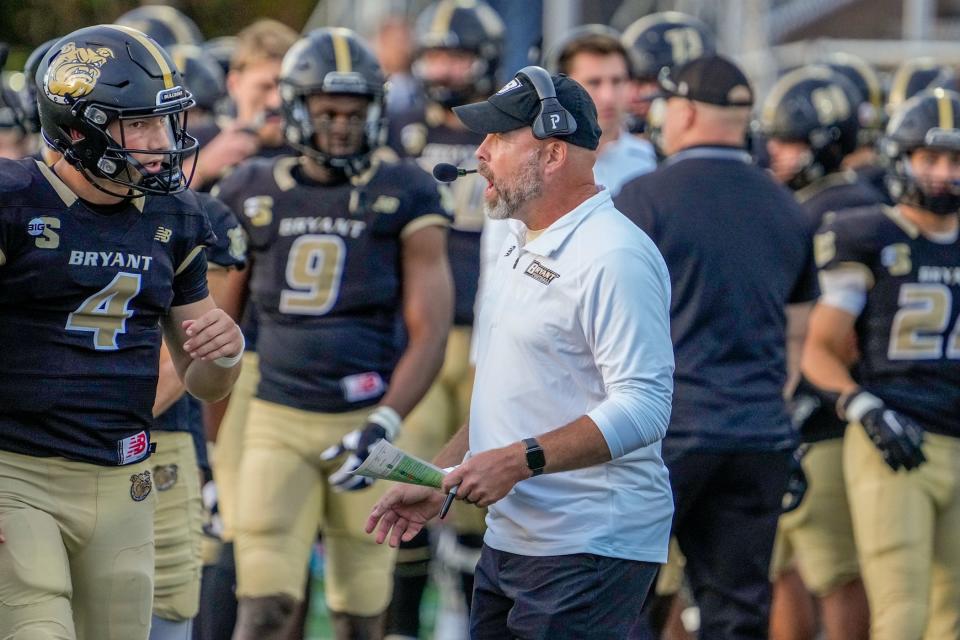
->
[482,151,543,221]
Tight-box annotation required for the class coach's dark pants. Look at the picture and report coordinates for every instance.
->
[470,544,658,639]
[664,448,792,640]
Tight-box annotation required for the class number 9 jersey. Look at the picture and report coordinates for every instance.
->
[815,204,960,437]
[0,158,216,465]
[213,153,451,413]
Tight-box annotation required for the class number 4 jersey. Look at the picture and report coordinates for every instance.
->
[815,205,960,436]
[0,158,215,465]
[213,154,451,414]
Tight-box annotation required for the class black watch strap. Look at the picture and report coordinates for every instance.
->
[523,437,545,476]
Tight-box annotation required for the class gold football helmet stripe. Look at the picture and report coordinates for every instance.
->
[108,24,175,89]
[937,88,954,130]
[331,29,353,73]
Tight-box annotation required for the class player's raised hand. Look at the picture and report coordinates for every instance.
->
[182,309,243,362]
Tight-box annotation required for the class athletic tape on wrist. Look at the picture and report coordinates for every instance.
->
[213,332,245,368]
[368,405,402,440]
[843,390,883,423]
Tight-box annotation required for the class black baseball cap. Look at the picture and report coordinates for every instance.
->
[452,72,602,150]
[658,55,754,107]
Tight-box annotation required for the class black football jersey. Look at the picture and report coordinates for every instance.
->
[0,158,214,465]
[816,205,960,437]
[793,170,886,442]
[213,154,451,413]
[155,191,245,435]
[390,105,484,325]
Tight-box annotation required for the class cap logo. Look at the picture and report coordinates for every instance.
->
[496,78,522,95]
[43,42,115,105]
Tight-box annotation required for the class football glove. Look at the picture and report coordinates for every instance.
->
[781,444,809,514]
[842,389,926,472]
[321,406,402,491]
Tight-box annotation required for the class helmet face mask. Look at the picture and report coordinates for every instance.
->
[882,89,960,216]
[280,29,386,177]
[412,0,504,109]
[412,47,488,108]
[37,25,198,198]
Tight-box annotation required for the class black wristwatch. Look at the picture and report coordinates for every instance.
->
[523,437,545,476]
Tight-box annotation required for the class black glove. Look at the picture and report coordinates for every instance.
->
[782,444,809,514]
[321,406,402,491]
[843,390,926,472]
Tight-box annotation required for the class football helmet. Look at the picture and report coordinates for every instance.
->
[542,24,623,75]
[621,11,715,81]
[279,28,386,177]
[822,52,886,145]
[887,57,956,114]
[761,66,860,189]
[202,36,237,77]
[114,5,204,49]
[36,25,197,196]
[412,0,505,108]
[881,88,960,215]
[168,44,226,113]
[20,38,58,134]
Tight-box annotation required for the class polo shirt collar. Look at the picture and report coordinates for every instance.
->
[665,144,752,167]
[508,187,611,257]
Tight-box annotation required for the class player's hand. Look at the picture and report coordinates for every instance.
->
[182,309,243,362]
[843,389,926,472]
[440,442,532,508]
[190,125,259,185]
[789,375,840,435]
[321,406,402,491]
[781,445,809,514]
[365,484,444,547]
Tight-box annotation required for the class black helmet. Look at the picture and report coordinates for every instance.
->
[202,36,237,77]
[20,38,58,134]
[168,44,226,112]
[887,57,956,115]
[412,0,505,108]
[114,5,203,49]
[542,24,624,75]
[279,28,386,177]
[822,52,886,145]
[37,25,197,196]
[880,88,960,215]
[761,66,860,189]
[621,11,715,81]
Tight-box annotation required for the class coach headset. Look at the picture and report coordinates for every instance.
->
[516,65,578,140]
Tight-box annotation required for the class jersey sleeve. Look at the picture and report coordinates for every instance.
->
[396,161,453,239]
[813,213,876,286]
[198,192,247,270]
[211,161,274,250]
[172,198,216,307]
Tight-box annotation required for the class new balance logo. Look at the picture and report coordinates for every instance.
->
[154,227,172,243]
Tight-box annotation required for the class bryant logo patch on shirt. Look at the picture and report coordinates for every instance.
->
[524,260,559,285]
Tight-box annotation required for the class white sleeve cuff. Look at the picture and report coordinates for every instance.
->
[818,268,869,316]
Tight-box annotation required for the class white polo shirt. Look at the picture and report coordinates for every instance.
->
[593,131,657,196]
[470,188,675,562]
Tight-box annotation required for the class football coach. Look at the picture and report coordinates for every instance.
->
[366,65,675,639]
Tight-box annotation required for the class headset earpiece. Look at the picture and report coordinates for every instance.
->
[517,65,577,140]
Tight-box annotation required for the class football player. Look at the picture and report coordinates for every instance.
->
[213,28,453,640]
[545,25,656,195]
[150,192,246,640]
[803,88,960,639]
[384,1,501,635]
[822,52,891,203]
[187,19,298,191]
[0,25,243,640]
[620,11,715,136]
[761,66,878,640]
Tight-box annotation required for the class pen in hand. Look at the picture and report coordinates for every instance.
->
[439,451,471,520]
